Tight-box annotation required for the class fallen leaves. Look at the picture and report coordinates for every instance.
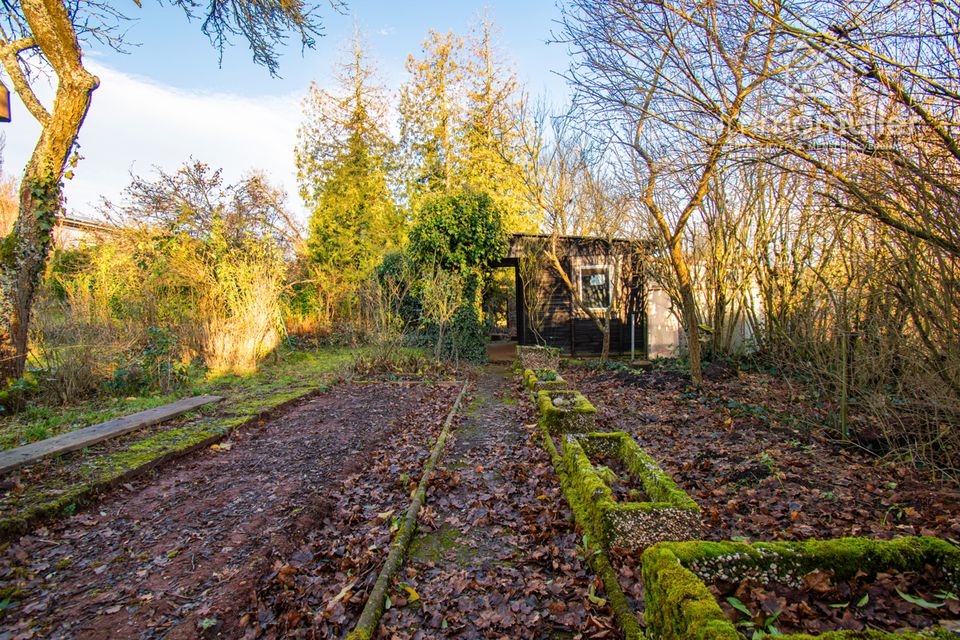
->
[250,384,460,638]
[0,383,457,639]
[715,565,960,635]
[572,363,960,636]
[373,372,618,638]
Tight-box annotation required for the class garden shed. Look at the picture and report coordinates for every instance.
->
[487,233,682,358]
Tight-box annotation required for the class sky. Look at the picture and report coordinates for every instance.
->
[2,1,573,223]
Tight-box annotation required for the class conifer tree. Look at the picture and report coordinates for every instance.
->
[459,13,536,232]
[398,30,464,208]
[296,32,403,323]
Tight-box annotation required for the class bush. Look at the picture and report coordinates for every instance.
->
[109,327,190,394]
[447,274,486,364]
[186,232,285,374]
[407,190,507,364]
[408,190,507,272]
[28,285,136,405]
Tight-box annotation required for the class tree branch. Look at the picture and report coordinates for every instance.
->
[0,36,49,124]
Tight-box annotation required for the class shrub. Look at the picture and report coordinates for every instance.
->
[407,190,507,364]
[109,327,189,394]
[29,289,136,405]
[447,273,486,364]
[184,232,285,374]
[408,190,507,272]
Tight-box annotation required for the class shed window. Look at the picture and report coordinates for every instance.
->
[579,265,611,310]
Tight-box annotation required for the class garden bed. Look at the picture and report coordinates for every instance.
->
[536,389,597,434]
[594,454,649,503]
[522,367,570,393]
[0,348,356,540]
[0,382,459,638]
[563,431,700,550]
[567,364,960,544]
[516,345,561,371]
[642,536,960,639]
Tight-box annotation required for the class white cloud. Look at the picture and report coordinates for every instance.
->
[2,61,309,221]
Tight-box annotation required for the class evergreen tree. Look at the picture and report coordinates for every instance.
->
[459,13,537,233]
[398,30,464,208]
[296,33,403,322]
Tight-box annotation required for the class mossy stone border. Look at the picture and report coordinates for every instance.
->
[563,432,700,549]
[642,536,960,640]
[522,368,571,393]
[536,389,597,435]
[538,423,644,640]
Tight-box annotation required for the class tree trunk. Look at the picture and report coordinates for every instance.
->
[0,0,99,382]
[601,309,610,362]
[670,239,702,384]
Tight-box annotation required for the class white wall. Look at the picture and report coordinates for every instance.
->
[646,286,682,359]
[644,280,762,359]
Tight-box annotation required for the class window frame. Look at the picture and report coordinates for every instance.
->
[577,263,613,312]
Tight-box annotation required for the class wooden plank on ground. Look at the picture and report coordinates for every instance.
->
[0,395,223,475]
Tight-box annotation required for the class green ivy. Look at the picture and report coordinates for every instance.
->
[447,273,486,363]
[408,190,507,273]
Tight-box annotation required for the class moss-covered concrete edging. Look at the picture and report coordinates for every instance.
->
[522,368,571,394]
[538,423,644,640]
[346,381,468,640]
[537,389,597,435]
[642,536,960,640]
[517,345,561,371]
[562,432,700,549]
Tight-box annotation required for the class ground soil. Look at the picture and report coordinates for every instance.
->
[572,365,960,625]
[3,360,959,640]
[591,456,648,503]
[713,565,960,636]
[0,382,459,640]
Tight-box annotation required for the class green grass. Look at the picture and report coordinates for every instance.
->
[0,347,359,452]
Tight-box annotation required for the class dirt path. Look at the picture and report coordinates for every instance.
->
[0,382,457,640]
[380,366,616,639]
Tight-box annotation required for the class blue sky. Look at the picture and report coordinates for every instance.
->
[3,1,573,220]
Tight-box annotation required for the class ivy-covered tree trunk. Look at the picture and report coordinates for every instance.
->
[0,0,98,383]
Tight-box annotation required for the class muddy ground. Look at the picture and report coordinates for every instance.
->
[0,383,459,639]
[3,362,959,640]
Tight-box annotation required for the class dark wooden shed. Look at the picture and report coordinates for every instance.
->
[492,233,648,357]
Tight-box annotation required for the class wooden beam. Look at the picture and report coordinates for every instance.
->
[0,395,223,475]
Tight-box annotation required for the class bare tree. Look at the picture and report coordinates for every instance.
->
[559,0,791,382]
[515,100,631,360]
[742,0,960,257]
[0,0,334,382]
